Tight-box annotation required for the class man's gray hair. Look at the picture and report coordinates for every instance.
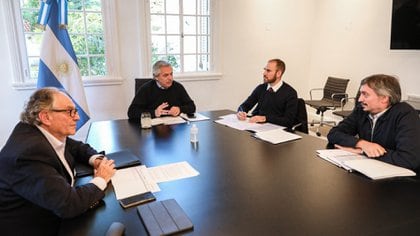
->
[20,87,61,125]
[152,60,172,78]
[361,74,401,105]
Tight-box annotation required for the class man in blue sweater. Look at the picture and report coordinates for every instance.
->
[128,60,196,121]
[328,74,420,171]
[236,58,298,128]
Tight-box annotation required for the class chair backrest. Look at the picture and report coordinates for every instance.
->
[323,77,350,103]
[135,78,153,94]
[294,98,309,134]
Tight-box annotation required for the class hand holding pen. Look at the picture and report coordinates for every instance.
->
[236,107,247,120]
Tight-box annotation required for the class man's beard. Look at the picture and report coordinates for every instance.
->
[264,75,276,84]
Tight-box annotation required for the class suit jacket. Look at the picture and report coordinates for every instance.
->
[0,122,105,236]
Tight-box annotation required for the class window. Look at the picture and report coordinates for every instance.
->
[3,0,121,89]
[148,0,217,75]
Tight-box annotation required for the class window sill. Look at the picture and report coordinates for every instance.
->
[174,72,223,82]
[12,76,124,91]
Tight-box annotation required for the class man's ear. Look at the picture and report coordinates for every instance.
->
[276,70,283,79]
[38,110,52,126]
[380,95,390,106]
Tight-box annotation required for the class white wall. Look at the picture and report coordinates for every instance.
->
[1,0,420,147]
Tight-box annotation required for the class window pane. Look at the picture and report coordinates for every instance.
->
[152,35,166,54]
[86,13,103,34]
[166,15,179,34]
[20,0,40,8]
[183,16,196,34]
[21,9,42,33]
[25,34,42,57]
[198,54,209,71]
[184,36,196,54]
[167,55,181,72]
[167,36,180,53]
[150,0,164,13]
[77,56,89,76]
[71,35,87,55]
[149,0,212,73]
[68,0,84,10]
[183,0,196,15]
[68,12,85,34]
[151,15,165,34]
[87,35,105,54]
[166,0,179,14]
[183,55,196,72]
[28,57,39,79]
[198,16,209,34]
[197,0,210,15]
[198,36,209,54]
[84,0,102,11]
[90,56,106,76]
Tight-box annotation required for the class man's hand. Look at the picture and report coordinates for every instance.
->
[168,106,181,116]
[155,102,169,117]
[356,139,387,158]
[94,158,116,183]
[237,111,247,120]
[334,144,364,155]
[249,115,266,123]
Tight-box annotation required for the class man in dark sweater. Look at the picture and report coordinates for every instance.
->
[128,60,196,121]
[236,58,298,128]
[327,74,420,171]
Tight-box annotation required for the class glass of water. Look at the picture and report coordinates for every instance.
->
[141,112,152,129]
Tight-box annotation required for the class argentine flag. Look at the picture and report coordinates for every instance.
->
[37,0,90,130]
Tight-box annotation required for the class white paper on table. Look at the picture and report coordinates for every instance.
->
[152,116,186,126]
[180,112,210,122]
[111,165,160,200]
[215,113,284,132]
[253,128,301,144]
[147,161,199,183]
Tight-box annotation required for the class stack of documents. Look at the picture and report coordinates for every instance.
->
[215,113,285,132]
[111,161,199,200]
[215,113,301,144]
[316,149,416,179]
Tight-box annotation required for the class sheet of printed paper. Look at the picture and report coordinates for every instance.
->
[147,161,199,183]
[111,165,160,200]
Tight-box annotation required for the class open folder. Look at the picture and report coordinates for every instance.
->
[75,150,141,177]
[316,149,416,180]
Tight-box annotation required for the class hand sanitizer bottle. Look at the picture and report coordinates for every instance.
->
[190,124,198,143]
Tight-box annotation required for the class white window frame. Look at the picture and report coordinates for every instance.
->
[141,0,222,81]
[2,0,122,90]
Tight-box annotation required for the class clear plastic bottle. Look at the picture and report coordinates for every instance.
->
[190,124,198,143]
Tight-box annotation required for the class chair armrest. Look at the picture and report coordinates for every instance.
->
[339,96,356,111]
[331,92,348,102]
[309,88,324,100]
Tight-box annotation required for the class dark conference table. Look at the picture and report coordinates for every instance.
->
[60,110,420,235]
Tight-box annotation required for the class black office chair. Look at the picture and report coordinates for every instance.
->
[290,98,308,134]
[305,77,349,136]
[135,78,153,94]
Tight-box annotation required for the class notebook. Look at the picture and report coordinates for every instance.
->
[75,150,141,177]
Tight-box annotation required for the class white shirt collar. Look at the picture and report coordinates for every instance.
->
[267,80,283,92]
[36,125,64,151]
[36,125,74,186]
